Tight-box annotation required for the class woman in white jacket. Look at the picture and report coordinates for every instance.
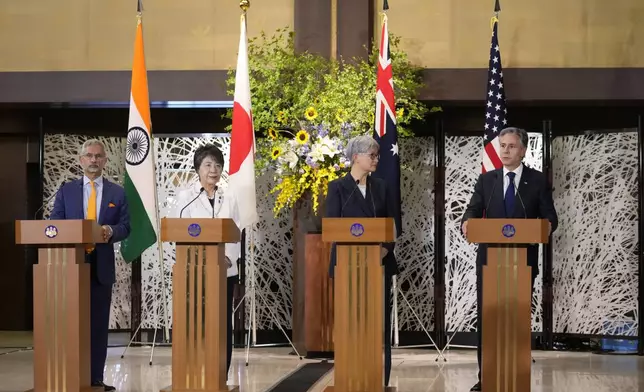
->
[173,144,240,378]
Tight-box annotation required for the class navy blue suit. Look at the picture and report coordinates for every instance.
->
[325,174,398,386]
[461,165,557,380]
[50,177,130,382]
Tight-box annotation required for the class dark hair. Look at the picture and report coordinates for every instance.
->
[499,127,529,149]
[193,144,224,172]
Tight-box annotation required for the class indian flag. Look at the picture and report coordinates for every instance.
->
[121,13,158,263]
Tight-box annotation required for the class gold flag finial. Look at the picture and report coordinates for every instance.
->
[240,0,250,12]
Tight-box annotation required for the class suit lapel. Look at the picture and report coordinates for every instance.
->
[76,178,85,220]
[98,179,110,225]
[513,166,530,218]
[491,169,504,217]
[341,175,373,217]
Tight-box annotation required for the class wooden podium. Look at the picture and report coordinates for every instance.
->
[160,218,240,392]
[322,218,396,392]
[466,218,549,392]
[15,219,106,392]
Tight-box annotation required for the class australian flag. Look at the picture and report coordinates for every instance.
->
[373,12,402,238]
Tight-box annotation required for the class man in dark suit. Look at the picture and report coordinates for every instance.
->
[326,135,398,387]
[461,127,558,391]
[50,139,130,392]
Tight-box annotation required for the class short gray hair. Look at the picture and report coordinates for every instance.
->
[79,139,107,157]
[344,135,379,162]
[499,127,528,148]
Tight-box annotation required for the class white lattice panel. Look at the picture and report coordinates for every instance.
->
[445,133,543,333]
[552,132,638,335]
[396,137,436,331]
[43,134,131,329]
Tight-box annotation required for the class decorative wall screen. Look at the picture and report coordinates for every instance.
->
[42,134,437,332]
[551,131,638,336]
[42,131,638,337]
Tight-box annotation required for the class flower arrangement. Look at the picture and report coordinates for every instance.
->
[225,27,435,217]
[265,121,362,215]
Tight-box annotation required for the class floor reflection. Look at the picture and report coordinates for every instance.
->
[1,345,642,392]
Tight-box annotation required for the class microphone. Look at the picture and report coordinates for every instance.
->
[180,187,204,218]
[484,171,499,218]
[213,187,224,218]
[514,182,528,219]
[340,185,358,217]
[35,181,66,219]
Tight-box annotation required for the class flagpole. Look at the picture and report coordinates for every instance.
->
[137,6,171,345]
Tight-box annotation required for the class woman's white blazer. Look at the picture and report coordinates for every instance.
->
[173,183,241,277]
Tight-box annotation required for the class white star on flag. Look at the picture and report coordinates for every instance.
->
[390,143,399,156]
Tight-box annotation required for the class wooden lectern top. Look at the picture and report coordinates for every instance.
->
[466,218,549,245]
[321,217,394,244]
[160,217,240,244]
[15,219,105,246]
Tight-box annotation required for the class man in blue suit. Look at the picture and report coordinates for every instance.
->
[461,127,558,391]
[50,139,130,392]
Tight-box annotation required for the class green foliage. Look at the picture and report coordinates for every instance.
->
[224,27,430,137]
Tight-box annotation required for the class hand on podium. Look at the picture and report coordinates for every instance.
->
[381,247,389,259]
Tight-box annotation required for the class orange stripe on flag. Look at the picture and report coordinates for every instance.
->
[131,21,151,133]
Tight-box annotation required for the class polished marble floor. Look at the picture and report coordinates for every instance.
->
[1,333,642,392]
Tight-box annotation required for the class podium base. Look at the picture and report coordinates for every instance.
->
[324,387,397,392]
[27,387,103,392]
[161,385,239,392]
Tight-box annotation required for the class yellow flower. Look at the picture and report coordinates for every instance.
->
[304,107,318,121]
[396,108,404,119]
[271,146,282,160]
[268,128,278,140]
[277,111,287,124]
[335,108,347,122]
[295,130,310,144]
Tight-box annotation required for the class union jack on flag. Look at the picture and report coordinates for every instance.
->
[373,13,402,238]
[482,17,508,173]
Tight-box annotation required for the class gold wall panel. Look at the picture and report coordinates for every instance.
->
[375,0,644,68]
[0,0,294,71]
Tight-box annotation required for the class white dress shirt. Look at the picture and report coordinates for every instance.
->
[173,183,241,277]
[83,175,103,221]
[503,163,523,198]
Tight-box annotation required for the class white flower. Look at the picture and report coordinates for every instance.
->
[309,136,339,162]
[279,150,299,170]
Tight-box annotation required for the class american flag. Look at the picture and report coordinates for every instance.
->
[482,17,508,173]
[373,12,402,238]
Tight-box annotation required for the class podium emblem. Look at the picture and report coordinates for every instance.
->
[44,225,58,238]
[350,223,365,237]
[502,224,516,238]
[188,223,201,237]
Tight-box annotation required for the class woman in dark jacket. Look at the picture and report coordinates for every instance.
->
[325,135,398,387]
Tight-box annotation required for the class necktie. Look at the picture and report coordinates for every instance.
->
[87,180,97,252]
[504,172,516,218]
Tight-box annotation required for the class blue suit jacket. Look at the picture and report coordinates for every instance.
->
[325,174,398,277]
[50,177,131,286]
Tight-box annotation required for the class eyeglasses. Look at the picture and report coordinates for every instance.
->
[359,153,380,161]
[83,153,105,160]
